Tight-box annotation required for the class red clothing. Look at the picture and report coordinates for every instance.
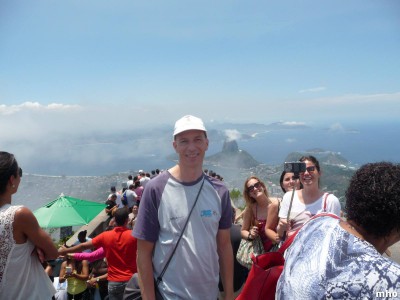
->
[92,226,137,282]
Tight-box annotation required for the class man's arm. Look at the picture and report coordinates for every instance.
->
[217,228,234,300]
[58,240,94,256]
[137,239,156,300]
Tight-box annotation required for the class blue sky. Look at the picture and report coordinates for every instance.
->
[1,1,400,138]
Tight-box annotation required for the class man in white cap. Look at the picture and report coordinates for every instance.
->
[133,115,234,300]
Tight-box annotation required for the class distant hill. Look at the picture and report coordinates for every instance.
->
[209,121,309,131]
[205,140,260,169]
[284,149,349,166]
[281,149,354,208]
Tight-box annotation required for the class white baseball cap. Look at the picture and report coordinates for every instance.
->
[173,115,207,137]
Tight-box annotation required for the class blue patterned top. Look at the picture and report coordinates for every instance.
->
[276,216,400,299]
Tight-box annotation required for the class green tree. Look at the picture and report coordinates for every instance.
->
[230,188,241,200]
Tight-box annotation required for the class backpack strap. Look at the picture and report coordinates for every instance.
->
[278,212,339,255]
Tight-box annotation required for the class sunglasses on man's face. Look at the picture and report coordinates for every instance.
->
[18,167,23,177]
[247,182,262,193]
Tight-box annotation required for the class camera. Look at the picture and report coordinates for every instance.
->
[65,266,72,274]
[284,161,306,174]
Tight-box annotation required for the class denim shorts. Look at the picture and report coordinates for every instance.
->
[108,281,128,300]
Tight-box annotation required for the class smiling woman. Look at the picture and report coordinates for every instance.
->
[277,155,342,240]
[240,176,280,253]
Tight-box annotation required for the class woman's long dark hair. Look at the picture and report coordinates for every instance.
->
[0,151,18,194]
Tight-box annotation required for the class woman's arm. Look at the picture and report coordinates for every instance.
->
[72,247,105,262]
[240,207,251,237]
[240,206,258,240]
[13,207,58,260]
[234,209,245,224]
[87,272,108,287]
[276,193,291,239]
[265,199,280,244]
[58,261,67,283]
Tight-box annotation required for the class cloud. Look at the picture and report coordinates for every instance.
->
[224,129,242,142]
[306,91,400,106]
[285,138,296,143]
[298,86,326,94]
[281,121,306,126]
[328,123,345,132]
[0,101,81,115]
[0,101,174,175]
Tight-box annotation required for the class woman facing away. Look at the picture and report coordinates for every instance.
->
[277,155,341,239]
[241,176,280,251]
[0,151,58,299]
[277,162,400,299]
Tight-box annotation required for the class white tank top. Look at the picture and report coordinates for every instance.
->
[0,204,56,299]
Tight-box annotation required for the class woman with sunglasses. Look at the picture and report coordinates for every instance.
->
[277,155,341,240]
[0,151,58,299]
[241,176,279,251]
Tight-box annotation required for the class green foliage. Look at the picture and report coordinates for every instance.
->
[230,188,241,200]
[56,231,75,248]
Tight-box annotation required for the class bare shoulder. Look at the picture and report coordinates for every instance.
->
[12,206,40,240]
[13,206,37,227]
[244,204,255,215]
[14,205,31,215]
[269,197,280,208]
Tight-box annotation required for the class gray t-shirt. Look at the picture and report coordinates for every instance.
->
[132,171,232,300]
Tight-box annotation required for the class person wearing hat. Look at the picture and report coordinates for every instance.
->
[133,115,234,300]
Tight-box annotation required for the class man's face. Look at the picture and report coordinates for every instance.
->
[173,130,208,168]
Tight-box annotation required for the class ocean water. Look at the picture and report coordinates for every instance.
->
[135,121,400,170]
[235,121,400,166]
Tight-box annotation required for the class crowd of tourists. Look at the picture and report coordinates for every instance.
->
[1,115,400,299]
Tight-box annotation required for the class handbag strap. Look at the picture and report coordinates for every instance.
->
[156,177,205,285]
[322,193,330,212]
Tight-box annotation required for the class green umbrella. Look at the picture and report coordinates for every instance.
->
[33,194,106,228]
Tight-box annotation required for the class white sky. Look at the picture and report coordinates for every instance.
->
[1,0,400,144]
